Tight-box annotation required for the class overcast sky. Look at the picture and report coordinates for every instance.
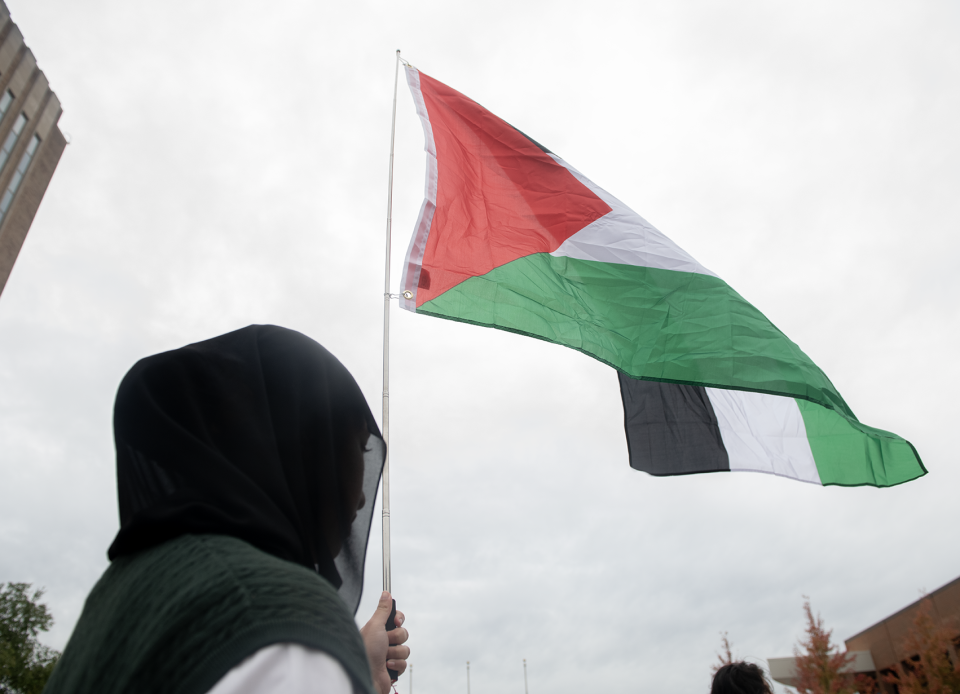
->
[1,1,958,692]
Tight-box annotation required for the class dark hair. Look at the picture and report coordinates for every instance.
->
[711,662,772,694]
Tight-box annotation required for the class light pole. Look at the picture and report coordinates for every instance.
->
[466,661,471,694]
[523,659,528,694]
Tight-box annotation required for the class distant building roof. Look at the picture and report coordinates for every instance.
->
[844,574,960,671]
[768,574,960,688]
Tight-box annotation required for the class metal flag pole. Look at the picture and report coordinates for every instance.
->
[523,659,529,694]
[382,48,401,594]
[466,661,471,694]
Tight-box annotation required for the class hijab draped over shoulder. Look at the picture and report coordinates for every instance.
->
[107,325,385,613]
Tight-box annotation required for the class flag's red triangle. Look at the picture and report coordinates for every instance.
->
[414,72,612,307]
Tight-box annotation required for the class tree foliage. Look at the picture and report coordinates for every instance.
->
[0,583,60,694]
[713,631,737,674]
[884,598,960,694]
[792,599,862,694]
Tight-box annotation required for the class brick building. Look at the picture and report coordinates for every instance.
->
[0,0,66,298]
[769,575,960,691]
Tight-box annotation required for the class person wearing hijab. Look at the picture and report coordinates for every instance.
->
[43,325,409,694]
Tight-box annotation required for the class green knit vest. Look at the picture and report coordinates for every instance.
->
[43,534,376,694]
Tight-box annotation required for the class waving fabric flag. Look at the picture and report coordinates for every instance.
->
[399,65,924,488]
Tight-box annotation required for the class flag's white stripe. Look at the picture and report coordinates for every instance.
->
[549,155,717,278]
[400,67,437,313]
[705,388,822,485]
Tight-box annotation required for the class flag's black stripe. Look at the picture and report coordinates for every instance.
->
[618,373,730,476]
[509,124,553,155]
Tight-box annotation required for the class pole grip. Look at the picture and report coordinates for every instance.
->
[385,598,399,681]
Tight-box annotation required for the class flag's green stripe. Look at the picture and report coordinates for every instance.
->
[419,253,854,418]
[797,400,925,487]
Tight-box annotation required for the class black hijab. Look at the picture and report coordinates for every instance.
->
[107,325,385,613]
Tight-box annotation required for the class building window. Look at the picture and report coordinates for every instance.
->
[0,112,27,173]
[0,90,12,119]
[0,133,40,227]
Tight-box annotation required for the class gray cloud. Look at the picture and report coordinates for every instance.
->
[1,1,957,692]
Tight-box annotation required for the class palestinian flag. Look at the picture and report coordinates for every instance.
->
[400,65,925,488]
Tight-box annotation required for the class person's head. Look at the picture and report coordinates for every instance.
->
[107,325,385,612]
[711,662,773,694]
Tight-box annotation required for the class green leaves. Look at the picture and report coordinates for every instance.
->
[0,583,60,694]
